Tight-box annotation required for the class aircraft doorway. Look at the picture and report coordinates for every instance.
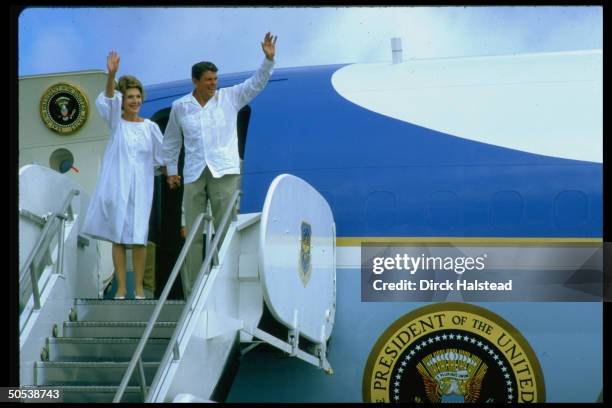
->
[149,105,252,299]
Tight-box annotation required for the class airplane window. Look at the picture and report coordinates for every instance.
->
[554,190,588,229]
[49,148,74,174]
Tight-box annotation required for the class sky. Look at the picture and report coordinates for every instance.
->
[18,6,602,86]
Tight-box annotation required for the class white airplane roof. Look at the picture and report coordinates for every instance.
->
[332,50,602,163]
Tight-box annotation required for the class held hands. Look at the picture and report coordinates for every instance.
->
[261,32,277,61]
[167,175,181,190]
[107,51,120,75]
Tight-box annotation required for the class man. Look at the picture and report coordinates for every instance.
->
[163,32,277,296]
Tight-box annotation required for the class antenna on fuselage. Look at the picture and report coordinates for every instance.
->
[391,37,403,64]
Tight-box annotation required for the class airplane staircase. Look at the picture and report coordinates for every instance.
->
[20,167,336,403]
[26,299,184,403]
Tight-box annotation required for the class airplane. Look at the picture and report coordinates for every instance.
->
[18,42,602,403]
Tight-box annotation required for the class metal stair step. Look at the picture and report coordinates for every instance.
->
[74,299,185,322]
[22,385,148,403]
[63,321,177,338]
[34,361,159,386]
[47,337,170,362]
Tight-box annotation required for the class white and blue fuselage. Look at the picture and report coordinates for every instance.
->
[137,50,602,402]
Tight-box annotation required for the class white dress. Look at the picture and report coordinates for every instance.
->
[82,92,164,245]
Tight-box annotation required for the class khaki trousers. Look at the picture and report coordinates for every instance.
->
[182,167,239,297]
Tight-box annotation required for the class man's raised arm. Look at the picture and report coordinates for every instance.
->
[231,32,278,109]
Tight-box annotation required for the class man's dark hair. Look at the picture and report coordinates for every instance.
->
[192,61,218,80]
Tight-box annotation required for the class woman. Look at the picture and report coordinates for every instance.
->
[82,51,163,299]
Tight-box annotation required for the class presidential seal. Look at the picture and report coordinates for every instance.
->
[298,221,312,286]
[40,82,89,134]
[363,303,545,403]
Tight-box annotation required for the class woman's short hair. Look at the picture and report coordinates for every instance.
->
[116,75,145,101]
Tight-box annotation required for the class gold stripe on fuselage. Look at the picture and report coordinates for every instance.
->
[336,237,602,247]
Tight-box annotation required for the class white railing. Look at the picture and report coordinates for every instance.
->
[19,189,80,333]
[113,190,240,403]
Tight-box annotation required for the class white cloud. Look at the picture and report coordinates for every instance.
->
[18,6,602,85]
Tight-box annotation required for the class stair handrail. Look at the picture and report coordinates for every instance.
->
[19,189,79,328]
[113,189,239,403]
[112,211,207,402]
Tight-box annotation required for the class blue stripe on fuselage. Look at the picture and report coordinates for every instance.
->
[142,64,602,238]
